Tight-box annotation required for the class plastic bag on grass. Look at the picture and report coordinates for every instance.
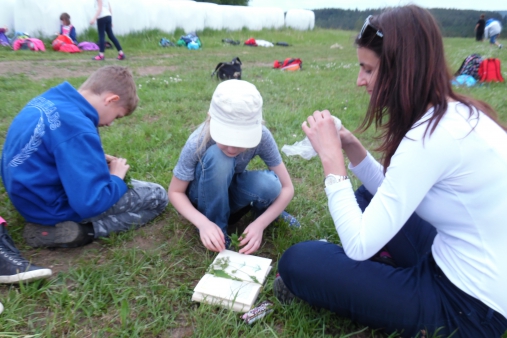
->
[281,116,342,160]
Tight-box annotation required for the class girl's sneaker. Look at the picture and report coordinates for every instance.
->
[278,211,301,228]
[92,54,104,61]
[117,53,126,60]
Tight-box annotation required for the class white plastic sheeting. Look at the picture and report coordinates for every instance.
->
[2,0,312,37]
[13,0,92,37]
[285,9,315,30]
[0,0,16,33]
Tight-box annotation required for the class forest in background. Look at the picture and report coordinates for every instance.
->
[314,8,507,37]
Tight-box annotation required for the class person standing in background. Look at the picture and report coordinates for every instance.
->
[90,0,126,60]
[475,14,485,41]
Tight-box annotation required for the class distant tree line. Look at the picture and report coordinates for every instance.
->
[314,8,506,37]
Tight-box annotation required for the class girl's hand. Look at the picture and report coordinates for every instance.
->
[238,223,263,255]
[90,19,96,25]
[338,125,356,147]
[302,110,343,156]
[199,222,225,252]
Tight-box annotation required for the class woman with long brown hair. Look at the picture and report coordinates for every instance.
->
[276,5,507,337]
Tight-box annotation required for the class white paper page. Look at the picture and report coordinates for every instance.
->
[210,250,272,284]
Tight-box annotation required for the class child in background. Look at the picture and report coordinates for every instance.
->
[90,0,125,60]
[59,13,77,44]
[168,80,299,255]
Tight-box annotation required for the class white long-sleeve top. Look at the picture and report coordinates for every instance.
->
[326,102,507,318]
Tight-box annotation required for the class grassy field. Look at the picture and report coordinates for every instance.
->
[0,27,506,337]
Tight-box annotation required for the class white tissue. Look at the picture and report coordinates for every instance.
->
[281,116,342,160]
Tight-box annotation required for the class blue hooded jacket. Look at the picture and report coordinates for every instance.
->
[1,82,127,225]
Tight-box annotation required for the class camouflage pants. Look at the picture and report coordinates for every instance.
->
[84,179,168,238]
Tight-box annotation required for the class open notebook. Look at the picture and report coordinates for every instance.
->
[192,250,272,312]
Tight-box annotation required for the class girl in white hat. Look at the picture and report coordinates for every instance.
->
[168,80,299,254]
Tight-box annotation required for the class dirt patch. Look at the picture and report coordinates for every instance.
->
[24,219,169,275]
[0,59,178,80]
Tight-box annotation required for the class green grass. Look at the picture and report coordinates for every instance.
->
[0,27,506,337]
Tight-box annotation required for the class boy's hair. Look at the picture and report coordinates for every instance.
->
[480,14,485,19]
[60,13,71,25]
[80,66,139,115]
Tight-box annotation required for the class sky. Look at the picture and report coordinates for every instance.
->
[249,0,505,12]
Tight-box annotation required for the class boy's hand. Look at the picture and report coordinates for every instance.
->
[105,154,118,163]
[239,223,263,255]
[108,157,129,179]
[199,222,225,252]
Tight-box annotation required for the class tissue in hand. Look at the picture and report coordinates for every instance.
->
[281,116,342,160]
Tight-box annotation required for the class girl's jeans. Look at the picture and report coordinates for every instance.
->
[186,145,281,237]
[97,15,122,53]
[278,185,507,338]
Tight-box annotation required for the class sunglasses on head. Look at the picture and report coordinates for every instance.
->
[358,15,383,39]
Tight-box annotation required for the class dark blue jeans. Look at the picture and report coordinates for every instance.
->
[278,186,507,337]
[186,145,281,237]
[97,15,122,53]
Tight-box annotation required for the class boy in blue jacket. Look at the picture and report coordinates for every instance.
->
[1,66,168,253]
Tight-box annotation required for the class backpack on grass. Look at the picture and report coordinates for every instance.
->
[211,57,242,80]
[273,58,302,71]
[455,54,482,79]
[478,58,504,83]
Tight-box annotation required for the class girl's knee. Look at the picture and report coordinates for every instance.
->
[256,171,282,202]
[201,145,235,173]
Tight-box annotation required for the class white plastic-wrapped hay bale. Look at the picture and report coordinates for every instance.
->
[240,7,284,30]
[250,7,285,30]
[168,1,205,33]
[0,0,16,33]
[221,5,244,31]
[200,2,223,31]
[13,0,93,37]
[109,0,152,35]
[285,9,315,30]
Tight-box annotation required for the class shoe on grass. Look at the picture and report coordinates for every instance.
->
[117,53,126,60]
[23,221,95,248]
[92,54,104,61]
[499,44,503,49]
[278,211,301,228]
[0,224,52,284]
[273,275,296,304]
[0,302,3,314]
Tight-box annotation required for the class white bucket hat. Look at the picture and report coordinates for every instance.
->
[209,80,263,148]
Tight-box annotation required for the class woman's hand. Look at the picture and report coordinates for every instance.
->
[302,110,343,157]
[199,222,225,252]
[238,223,264,255]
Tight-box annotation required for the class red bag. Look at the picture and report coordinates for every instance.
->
[59,44,81,53]
[478,58,504,83]
[273,58,302,71]
[52,34,73,51]
[244,38,257,46]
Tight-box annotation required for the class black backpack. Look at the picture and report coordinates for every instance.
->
[211,57,242,80]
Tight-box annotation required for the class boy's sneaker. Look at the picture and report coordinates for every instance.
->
[23,221,95,248]
[0,302,3,314]
[278,211,301,228]
[117,53,126,60]
[0,224,52,284]
[499,44,503,49]
[92,54,104,61]
[273,275,296,304]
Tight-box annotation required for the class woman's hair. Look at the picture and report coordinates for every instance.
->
[60,13,71,25]
[354,5,505,170]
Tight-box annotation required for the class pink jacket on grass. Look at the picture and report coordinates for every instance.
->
[13,38,46,51]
